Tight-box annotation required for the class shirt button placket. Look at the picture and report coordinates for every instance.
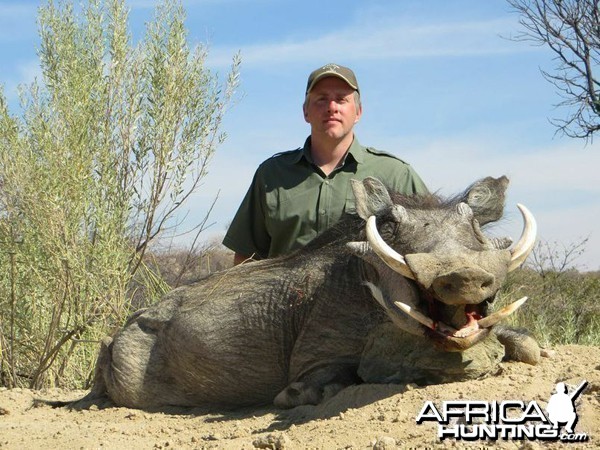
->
[321,178,330,229]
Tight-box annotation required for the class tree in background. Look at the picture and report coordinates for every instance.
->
[508,0,600,139]
[0,0,239,388]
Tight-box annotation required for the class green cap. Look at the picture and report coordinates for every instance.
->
[305,63,359,95]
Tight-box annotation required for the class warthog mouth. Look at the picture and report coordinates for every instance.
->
[395,295,528,351]
[364,202,537,352]
[366,282,529,351]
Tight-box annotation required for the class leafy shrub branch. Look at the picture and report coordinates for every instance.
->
[0,0,239,388]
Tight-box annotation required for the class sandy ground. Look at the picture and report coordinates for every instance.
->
[0,344,598,450]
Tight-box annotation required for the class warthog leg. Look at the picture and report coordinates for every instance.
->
[273,364,361,408]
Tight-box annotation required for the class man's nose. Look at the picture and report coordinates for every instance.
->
[327,99,338,112]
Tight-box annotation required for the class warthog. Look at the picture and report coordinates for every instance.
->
[77,175,538,409]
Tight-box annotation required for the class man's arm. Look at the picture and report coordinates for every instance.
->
[223,168,271,262]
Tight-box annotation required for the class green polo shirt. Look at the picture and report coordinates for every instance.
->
[223,137,428,259]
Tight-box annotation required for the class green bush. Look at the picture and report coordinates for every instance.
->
[0,0,239,389]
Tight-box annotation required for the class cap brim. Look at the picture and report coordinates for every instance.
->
[306,73,359,94]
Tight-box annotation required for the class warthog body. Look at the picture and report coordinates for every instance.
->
[81,176,538,409]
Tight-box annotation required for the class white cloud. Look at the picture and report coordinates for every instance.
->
[207,17,536,68]
[394,135,600,271]
[404,136,599,193]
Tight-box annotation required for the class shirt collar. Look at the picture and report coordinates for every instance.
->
[297,136,367,166]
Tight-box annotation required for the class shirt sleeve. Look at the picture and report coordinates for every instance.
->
[362,146,428,196]
[405,165,429,195]
[381,159,428,196]
[222,168,271,259]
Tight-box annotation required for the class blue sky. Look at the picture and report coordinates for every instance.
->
[1,0,599,270]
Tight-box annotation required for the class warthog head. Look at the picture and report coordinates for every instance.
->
[350,176,536,352]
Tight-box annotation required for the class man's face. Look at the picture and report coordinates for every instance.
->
[303,77,362,142]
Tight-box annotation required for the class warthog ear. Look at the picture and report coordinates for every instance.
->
[351,177,393,220]
[462,176,509,226]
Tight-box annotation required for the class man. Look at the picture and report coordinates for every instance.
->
[223,63,427,264]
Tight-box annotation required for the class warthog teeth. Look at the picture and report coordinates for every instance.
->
[393,301,436,330]
[452,323,480,338]
[476,297,528,328]
[394,301,460,335]
[394,297,529,339]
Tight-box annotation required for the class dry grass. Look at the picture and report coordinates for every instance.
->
[496,239,600,347]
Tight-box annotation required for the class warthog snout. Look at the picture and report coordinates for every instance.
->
[431,267,496,305]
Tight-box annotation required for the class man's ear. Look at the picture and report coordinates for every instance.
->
[303,96,311,123]
[354,103,362,124]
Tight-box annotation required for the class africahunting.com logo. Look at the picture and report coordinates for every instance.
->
[416,380,589,443]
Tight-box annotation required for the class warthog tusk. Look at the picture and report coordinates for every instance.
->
[477,296,528,328]
[508,204,537,272]
[366,216,416,280]
[394,301,436,330]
